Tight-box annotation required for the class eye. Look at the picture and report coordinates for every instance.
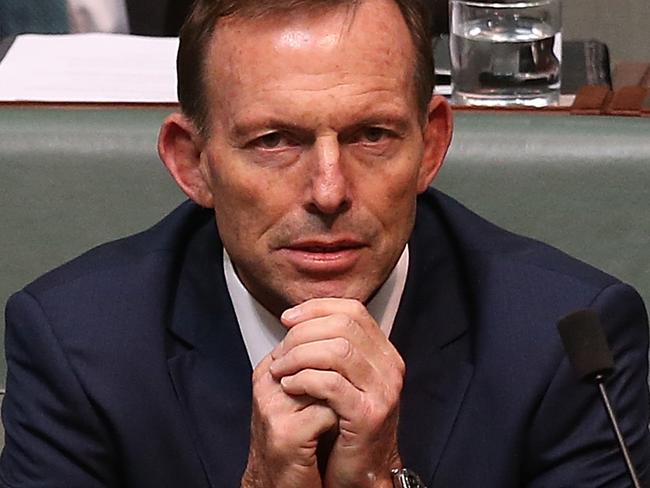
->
[362,127,391,143]
[250,132,299,150]
[257,132,283,149]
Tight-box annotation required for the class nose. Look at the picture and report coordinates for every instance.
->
[307,135,350,215]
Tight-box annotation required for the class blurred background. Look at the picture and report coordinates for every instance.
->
[430,0,649,67]
[0,0,648,66]
[562,0,649,67]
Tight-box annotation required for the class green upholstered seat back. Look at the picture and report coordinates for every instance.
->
[438,112,650,305]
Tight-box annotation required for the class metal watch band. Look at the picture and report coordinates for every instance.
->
[391,467,428,488]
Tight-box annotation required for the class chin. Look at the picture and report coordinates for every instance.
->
[286,280,375,306]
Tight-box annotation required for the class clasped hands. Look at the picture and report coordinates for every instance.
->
[241,298,406,488]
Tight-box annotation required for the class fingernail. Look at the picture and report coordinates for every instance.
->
[281,307,300,322]
[280,376,291,387]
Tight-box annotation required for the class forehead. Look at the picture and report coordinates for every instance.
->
[202,0,418,119]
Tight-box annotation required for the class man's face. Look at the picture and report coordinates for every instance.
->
[195,0,449,316]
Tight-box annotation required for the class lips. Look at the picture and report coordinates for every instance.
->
[279,239,367,274]
[286,240,365,253]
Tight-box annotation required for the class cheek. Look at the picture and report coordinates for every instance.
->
[208,160,302,244]
[357,170,420,255]
[360,159,420,220]
[379,190,417,234]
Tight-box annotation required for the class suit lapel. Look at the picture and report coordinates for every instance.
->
[390,199,474,485]
[162,196,474,486]
[166,218,253,488]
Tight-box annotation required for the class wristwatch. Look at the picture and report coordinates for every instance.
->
[391,468,428,488]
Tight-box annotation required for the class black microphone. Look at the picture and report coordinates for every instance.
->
[557,309,642,488]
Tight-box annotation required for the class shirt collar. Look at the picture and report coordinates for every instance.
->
[224,246,410,368]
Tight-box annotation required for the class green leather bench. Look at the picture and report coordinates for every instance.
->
[1,107,649,394]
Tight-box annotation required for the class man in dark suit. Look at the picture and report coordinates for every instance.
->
[1,0,649,486]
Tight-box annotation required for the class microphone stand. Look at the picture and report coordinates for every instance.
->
[594,374,642,488]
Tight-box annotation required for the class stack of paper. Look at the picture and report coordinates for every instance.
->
[0,33,179,103]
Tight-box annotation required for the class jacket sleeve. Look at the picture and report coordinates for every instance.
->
[1,290,119,488]
[526,282,650,487]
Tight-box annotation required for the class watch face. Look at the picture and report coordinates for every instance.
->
[392,468,426,488]
[404,473,420,488]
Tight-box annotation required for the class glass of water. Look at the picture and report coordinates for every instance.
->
[450,0,562,107]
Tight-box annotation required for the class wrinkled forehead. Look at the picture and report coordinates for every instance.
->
[202,0,418,115]
[209,0,360,49]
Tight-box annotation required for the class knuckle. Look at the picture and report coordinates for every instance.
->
[281,329,295,349]
[325,372,345,394]
[251,368,268,388]
[385,367,404,396]
[251,361,268,383]
[338,314,359,336]
[386,382,401,408]
[360,400,383,425]
[350,299,366,316]
[286,346,303,364]
[394,356,406,377]
[310,403,338,426]
[335,312,353,328]
[333,337,351,358]
[393,372,404,393]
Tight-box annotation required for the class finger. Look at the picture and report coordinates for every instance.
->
[295,402,338,437]
[274,313,401,375]
[253,350,274,377]
[273,313,369,358]
[253,352,322,413]
[280,369,363,421]
[282,298,370,329]
[282,298,395,354]
[265,402,338,454]
[250,399,338,470]
[270,337,375,391]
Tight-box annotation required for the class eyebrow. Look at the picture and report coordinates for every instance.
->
[231,119,307,140]
[344,114,412,135]
[230,110,414,140]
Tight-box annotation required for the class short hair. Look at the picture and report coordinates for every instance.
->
[177,0,434,132]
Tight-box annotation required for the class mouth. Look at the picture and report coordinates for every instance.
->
[287,239,365,252]
[279,239,367,275]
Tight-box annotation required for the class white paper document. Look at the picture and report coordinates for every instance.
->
[0,34,179,103]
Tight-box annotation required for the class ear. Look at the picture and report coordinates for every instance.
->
[158,112,215,208]
[416,95,453,193]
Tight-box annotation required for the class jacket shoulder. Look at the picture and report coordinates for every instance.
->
[23,201,212,298]
[421,189,618,292]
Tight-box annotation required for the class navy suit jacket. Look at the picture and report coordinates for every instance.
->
[2,189,649,487]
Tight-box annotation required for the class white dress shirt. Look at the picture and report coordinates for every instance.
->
[224,246,410,368]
